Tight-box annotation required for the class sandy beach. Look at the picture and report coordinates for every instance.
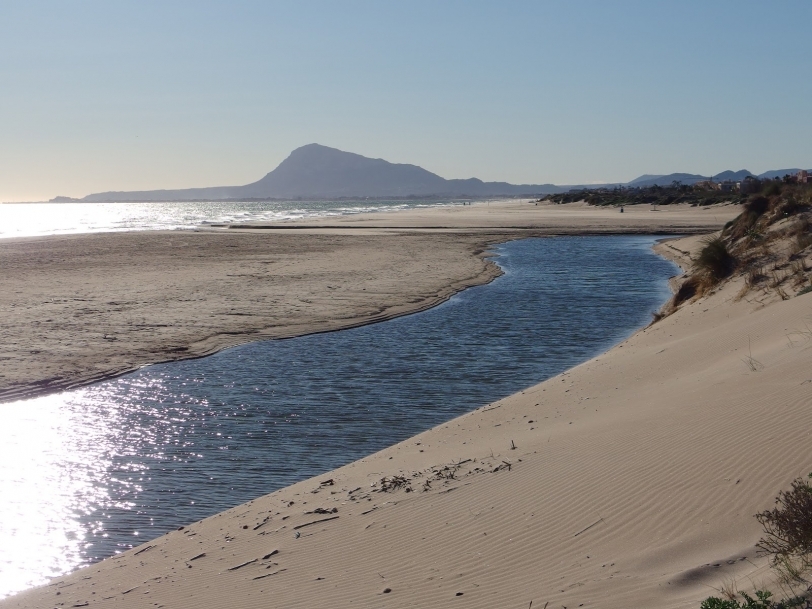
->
[8,200,811,609]
[7,2,810,607]
[0,200,736,403]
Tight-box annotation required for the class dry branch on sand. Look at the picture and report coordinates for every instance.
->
[757,475,812,589]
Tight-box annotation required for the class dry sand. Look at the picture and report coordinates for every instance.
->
[0,201,735,403]
[232,198,740,232]
[7,201,804,609]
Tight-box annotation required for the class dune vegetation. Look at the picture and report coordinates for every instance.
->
[657,182,812,318]
[700,474,812,608]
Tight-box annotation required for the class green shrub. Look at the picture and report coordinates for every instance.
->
[701,589,810,608]
[699,590,812,609]
[746,195,770,217]
[776,198,808,218]
[764,182,783,197]
[695,237,737,282]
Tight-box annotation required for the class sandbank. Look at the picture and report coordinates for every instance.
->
[0,201,737,403]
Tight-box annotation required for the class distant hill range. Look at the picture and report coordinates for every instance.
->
[72,144,810,202]
[623,169,808,189]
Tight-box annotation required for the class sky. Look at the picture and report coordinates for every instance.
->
[1,1,810,202]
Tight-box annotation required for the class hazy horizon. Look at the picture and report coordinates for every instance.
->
[2,1,811,202]
[8,143,810,204]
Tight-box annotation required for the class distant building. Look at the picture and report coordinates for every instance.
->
[718,180,737,192]
[798,170,810,184]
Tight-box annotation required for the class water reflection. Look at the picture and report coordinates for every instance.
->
[0,236,678,598]
[0,391,110,594]
[0,199,463,238]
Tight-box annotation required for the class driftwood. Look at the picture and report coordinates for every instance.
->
[573,517,606,537]
[293,515,340,530]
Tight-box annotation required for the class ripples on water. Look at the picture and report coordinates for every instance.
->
[0,199,466,238]
[0,236,678,598]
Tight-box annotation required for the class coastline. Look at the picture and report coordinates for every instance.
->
[0,231,502,404]
[0,201,738,404]
[4,214,811,607]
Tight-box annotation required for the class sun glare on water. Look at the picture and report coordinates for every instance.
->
[0,390,131,598]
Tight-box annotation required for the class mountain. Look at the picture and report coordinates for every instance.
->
[625,168,810,189]
[627,174,665,185]
[757,168,805,180]
[713,170,754,182]
[81,144,562,202]
[625,173,707,188]
[77,145,812,202]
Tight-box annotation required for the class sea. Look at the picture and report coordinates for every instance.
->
[0,201,679,598]
[0,199,473,238]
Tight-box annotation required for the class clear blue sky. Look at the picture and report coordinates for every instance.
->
[1,1,810,201]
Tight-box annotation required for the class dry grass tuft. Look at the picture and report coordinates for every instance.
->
[674,276,700,305]
[791,261,810,283]
[770,271,786,289]
[695,237,737,282]
[746,266,767,287]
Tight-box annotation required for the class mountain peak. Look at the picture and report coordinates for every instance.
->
[288,143,350,157]
[78,143,809,203]
[274,143,388,171]
[79,142,559,201]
